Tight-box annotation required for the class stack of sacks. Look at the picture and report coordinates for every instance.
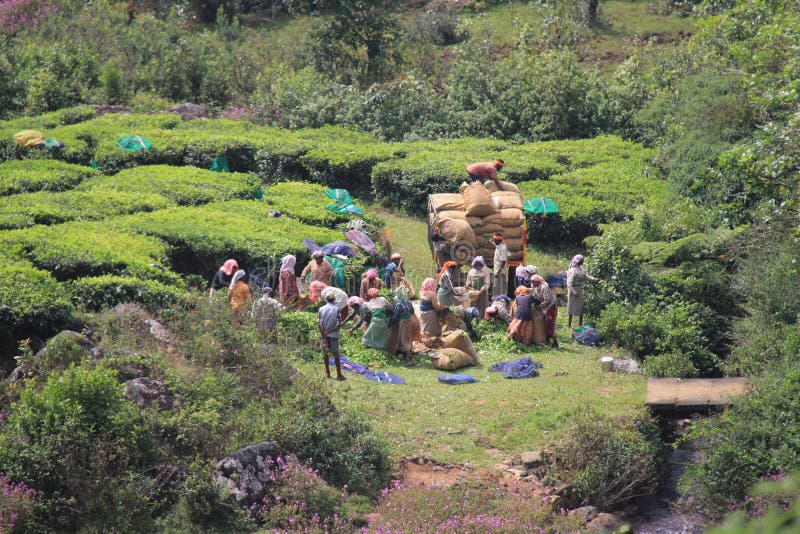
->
[430,330,480,370]
[429,182,525,266]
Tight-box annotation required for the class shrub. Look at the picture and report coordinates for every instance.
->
[0,474,36,532]
[268,381,392,496]
[79,164,259,205]
[599,297,718,375]
[582,238,654,317]
[0,159,96,196]
[70,275,187,312]
[644,352,699,378]
[22,330,90,375]
[546,408,663,510]
[262,181,380,229]
[0,189,173,229]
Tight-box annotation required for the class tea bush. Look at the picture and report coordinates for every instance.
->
[547,408,663,510]
[79,164,259,205]
[262,181,366,228]
[70,275,187,312]
[644,352,699,378]
[0,221,178,284]
[0,189,173,229]
[0,159,96,196]
[582,238,654,317]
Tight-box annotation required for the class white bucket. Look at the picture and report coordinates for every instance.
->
[600,356,614,372]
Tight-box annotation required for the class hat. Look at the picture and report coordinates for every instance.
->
[391,253,401,260]
[312,250,325,258]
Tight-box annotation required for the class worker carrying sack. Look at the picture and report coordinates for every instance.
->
[462,183,497,217]
[484,180,521,195]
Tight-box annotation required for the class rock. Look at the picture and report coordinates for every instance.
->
[144,319,173,344]
[90,346,105,361]
[8,364,32,382]
[169,102,208,121]
[47,330,95,350]
[612,356,641,374]
[214,441,281,507]
[94,105,131,116]
[569,505,598,523]
[586,512,623,532]
[123,377,174,410]
[506,468,529,479]
[519,450,546,468]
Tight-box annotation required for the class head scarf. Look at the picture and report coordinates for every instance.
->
[437,261,458,283]
[466,306,480,319]
[493,234,504,243]
[494,159,505,169]
[391,253,401,261]
[569,254,584,269]
[530,274,546,285]
[515,285,531,296]
[221,259,239,276]
[395,287,409,303]
[421,277,436,297]
[347,296,363,307]
[525,265,538,275]
[367,287,379,299]
[308,280,327,303]
[230,269,246,289]
[262,286,272,296]
[280,254,296,273]
[471,256,485,269]
[366,268,378,280]
[312,250,325,259]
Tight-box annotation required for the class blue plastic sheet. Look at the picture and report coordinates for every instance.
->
[573,323,601,346]
[490,357,543,379]
[329,356,368,374]
[364,371,406,384]
[437,373,479,385]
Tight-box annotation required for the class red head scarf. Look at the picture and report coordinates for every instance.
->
[437,261,458,283]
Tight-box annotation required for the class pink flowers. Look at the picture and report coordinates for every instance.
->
[0,474,35,531]
[0,0,58,35]
[220,106,255,121]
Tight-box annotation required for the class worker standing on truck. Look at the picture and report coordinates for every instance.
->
[492,234,508,297]
[466,159,505,188]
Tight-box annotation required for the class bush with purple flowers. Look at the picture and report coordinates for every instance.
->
[0,0,57,36]
[0,474,35,532]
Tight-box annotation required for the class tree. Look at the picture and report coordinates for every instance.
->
[315,0,402,86]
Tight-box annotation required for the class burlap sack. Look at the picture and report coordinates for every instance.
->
[436,217,475,242]
[509,250,524,262]
[499,225,524,238]
[484,180,521,195]
[438,210,467,220]
[430,348,474,370]
[475,236,494,249]
[466,216,483,226]
[462,183,497,217]
[441,330,479,364]
[532,308,546,346]
[471,222,505,236]
[491,192,524,210]
[504,237,524,249]
[485,208,524,227]
[430,193,465,212]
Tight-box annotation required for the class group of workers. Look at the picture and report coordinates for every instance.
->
[208,236,599,381]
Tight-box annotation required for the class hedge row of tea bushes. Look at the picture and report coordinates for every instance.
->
[0,111,665,244]
[0,159,97,196]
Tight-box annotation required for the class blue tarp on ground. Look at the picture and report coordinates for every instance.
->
[329,356,368,374]
[490,357,544,379]
[364,371,406,384]
[573,323,601,346]
[437,373,479,385]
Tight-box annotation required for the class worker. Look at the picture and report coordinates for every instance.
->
[492,234,508,297]
[210,258,239,295]
[466,256,491,316]
[227,269,251,325]
[531,275,558,348]
[566,254,600,328]
[466,159,505,189]
[318,292,345,381]
[301,250,334,285]
[360,268,385,300]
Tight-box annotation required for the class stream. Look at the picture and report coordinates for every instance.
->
[629,414,710,534]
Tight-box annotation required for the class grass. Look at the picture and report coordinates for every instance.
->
[289,208,646,467]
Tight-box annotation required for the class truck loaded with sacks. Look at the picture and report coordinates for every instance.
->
[428,179,526,291]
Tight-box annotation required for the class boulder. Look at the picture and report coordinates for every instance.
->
[586,512,623,532]
[7,364,32,382]
[519,450,546,468]
[214,441,281,507]
[123,377,174,410]
[169,102,208,121]
[144,319,173,344]
[613,356,642,374]
[569,505,598,523]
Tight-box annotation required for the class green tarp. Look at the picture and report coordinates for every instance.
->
[523,197,559,216]
[116,134,152,151]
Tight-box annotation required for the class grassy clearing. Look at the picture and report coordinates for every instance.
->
[290,209,645,467]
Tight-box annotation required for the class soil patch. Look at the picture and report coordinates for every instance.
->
[399,456,498,486]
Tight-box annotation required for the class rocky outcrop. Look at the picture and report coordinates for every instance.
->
[169,103,208,121]
[123,377,174,410]
[214,441,281,507]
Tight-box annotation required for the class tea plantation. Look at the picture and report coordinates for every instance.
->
[0,110,670,357]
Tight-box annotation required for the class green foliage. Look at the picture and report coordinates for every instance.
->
[630,229,733,267]
[643,352,699,378]
[19,43,99,113]
[269,381,392,496]
[70,275,187,312]
[79,164,259,206]
[547,408,663,510]
[681,362,800,517]
[0,189,173,229]
[0,159,96,196]
[582,238,654,317]
[0,260,72,352]
[599,297,718,375]
[23,330,91,375]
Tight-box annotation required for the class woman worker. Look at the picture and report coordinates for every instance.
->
[227,269,251,325]
[362,287,393,350]
[210,258,239,295]
[360,268,385,300]
[278,254,298,305]
[436,261,462,307]
[531,274,558,348]
[566,254,600,328]
[419,277,446,346]
[465,256,491,316]
[507,286,539,345]
[388,287,415,365]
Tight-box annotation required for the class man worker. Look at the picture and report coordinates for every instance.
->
[301,250,335,285]
[492,233,509,297]
[466,159,505,189]
[318,292,345,381]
